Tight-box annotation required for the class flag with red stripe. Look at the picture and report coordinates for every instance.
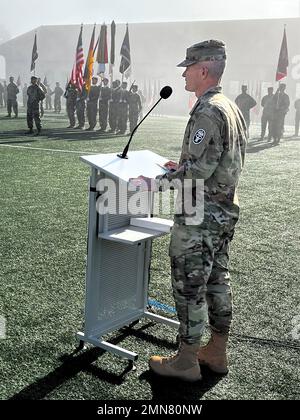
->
[276,27,289,82]
[74,25,84,91]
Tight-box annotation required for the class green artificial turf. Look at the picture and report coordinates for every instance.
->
[0,108,299,400]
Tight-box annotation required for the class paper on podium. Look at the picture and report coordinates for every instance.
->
[130,217,173,233]
[80,150,169,182]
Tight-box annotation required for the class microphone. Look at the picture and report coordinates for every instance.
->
[117,86,173,159]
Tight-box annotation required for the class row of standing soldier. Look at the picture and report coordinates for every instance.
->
[0,78,66,115]
[64,77,142,134]
[235,84,291,144]
[1,77,299,141]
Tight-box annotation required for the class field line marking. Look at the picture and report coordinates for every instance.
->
[0,144,95,154]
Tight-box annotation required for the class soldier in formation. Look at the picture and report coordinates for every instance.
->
[269,83,290,144]
[0,81,4,107]
[128,84,142,133]
[294,97,300,137]
[235,85,256,135]
[75,87,87,129]
[45,83,53,110]
[260,87,274,141]
[6,76,19,118]
[98,78,111,132]
[108,79,121,133]
[25,75,45,136]
[86,76,100,131]
[37,78,47,117]
[64,81,78,128]
[3,81,7,108]
[22,83,28,108]
[52,82,64,113]
[116,81,130,135]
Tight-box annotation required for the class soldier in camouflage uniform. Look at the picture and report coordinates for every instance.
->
[294,97,300,137]
[45,84,53,110]
[37,78,47,117]
[51,82,64,113]
[128,84,142,133]
[25,76,45,136]
[75,87,87,129]
[108,80,121,133]
[235,85,256,136]
[6,76,19,118]
[269,83,290,144]
[116,81,130,135]
[3,81,7,108]
[64,81,78,128]
[98,78,111,132]
[260,87,274,141]
[137,40,247,381]
[86,76,100,131]
[0,82,4,107]
[22,83,28,108]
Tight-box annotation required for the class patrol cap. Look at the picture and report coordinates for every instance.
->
[31,76,38,81]
[177,40,226,67]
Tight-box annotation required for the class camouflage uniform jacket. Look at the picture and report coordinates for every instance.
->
[128,92,142,113]
[7,82,19,100]
[27,84,45,106]
[99,86,112,102]
[159,86,247,255]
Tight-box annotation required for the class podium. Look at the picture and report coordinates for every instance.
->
[77,150,179,361]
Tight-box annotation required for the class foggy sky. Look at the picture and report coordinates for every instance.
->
[0,0,299,40]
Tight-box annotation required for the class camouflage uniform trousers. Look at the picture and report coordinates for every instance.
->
[7,99,18,117]
[117,102,128,134]
[67,101,76,127]
[54,97,62,113]
[99,100,109,130]
[170,222,235,345]
[295,111,300,136]
[76,100,86,128]
[87,100,98,129]
[129,108,139,132]
[261,111,273,139]
[27,102,41,130]
[45,95,52,110]
[108,101,118,131]
[270,110,286,141]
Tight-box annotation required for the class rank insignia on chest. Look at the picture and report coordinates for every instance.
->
[193,128,206,144]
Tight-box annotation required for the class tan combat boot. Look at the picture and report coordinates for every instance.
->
[149,342,202,382]
[198,331,229,374]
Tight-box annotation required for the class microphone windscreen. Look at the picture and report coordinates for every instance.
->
[160,86,173,99]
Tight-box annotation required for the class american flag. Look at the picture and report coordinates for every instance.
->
[74,25,84,91]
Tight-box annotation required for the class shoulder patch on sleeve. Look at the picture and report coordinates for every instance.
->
[193,128,206,144]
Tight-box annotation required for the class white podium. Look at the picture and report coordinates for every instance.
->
[77,150,179,361]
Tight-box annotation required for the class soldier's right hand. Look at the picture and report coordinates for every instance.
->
[163,160,178,171]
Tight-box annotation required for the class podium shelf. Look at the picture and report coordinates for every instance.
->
[130,217,173,232]
[98,226,168,244]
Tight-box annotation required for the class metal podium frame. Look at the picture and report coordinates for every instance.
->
[77,151,179,361]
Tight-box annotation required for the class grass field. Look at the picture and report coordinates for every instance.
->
[0,107,299,400]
